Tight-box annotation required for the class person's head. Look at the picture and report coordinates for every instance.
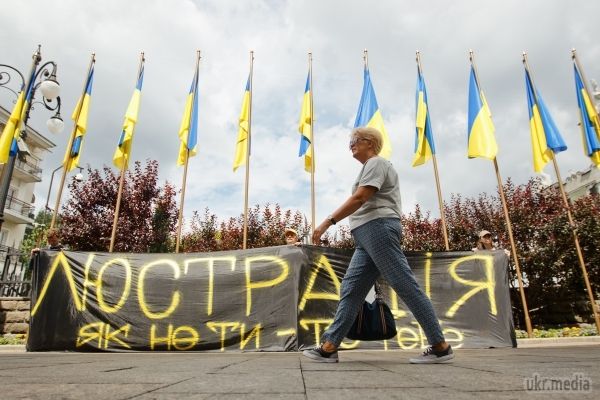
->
[349,127,383,162]
[284,228,298,245]
[477,230,493,250]
[46,228,60,246]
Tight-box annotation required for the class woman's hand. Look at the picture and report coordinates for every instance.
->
[312,220,331,245]
[311,186,377,245]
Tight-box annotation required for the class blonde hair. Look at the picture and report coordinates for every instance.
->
[351,127,383,155]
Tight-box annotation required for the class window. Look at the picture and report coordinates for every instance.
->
[0,229,8,246]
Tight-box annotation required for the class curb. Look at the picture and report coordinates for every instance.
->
[517,336,600,347]
[0,345,26,352]
[1,337,599,352]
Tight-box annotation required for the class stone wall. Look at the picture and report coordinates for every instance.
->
[0,297,30,334]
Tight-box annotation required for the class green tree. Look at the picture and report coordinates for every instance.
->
[20,209,52,256]
[59,160,177,252]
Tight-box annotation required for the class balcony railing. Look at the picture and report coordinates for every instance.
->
[5,195,35,219]
[15,157,42,180]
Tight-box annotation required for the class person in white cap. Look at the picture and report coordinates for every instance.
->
[473,230,510,256]
[474,230,494,251]
[284,228,301,246]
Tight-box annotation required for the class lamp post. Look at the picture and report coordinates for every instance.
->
[0,45,64,231]
[44,165,84,212]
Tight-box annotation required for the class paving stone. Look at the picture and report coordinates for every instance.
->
[1,383,163,400]
[0,346,597,398]
[155,369,305,394]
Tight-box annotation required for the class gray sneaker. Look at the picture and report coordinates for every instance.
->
[409,345,454,364]
[302,346,339,363]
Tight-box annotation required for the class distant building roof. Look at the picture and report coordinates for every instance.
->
[551,164,600,201]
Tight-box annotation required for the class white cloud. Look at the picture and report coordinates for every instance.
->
[1,0,599,233]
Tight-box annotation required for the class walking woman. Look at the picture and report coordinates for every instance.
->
[303,127,454,364]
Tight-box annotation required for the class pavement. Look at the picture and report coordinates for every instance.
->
[0,343,599,400]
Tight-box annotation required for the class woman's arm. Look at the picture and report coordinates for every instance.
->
[312,185,377,243]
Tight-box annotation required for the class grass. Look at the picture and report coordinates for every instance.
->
[0,334,27,345]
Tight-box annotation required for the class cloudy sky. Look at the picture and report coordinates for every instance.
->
[1,0,599,232]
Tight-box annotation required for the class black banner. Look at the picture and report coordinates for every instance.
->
[28,246,516,351]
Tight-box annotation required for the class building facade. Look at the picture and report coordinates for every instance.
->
[554,164,600,201]
[0,105,55,249]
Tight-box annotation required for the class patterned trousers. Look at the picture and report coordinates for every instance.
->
[321,217,445,346]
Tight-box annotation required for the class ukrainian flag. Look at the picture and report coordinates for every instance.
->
[113,65,144,169]
[467,66,497,159]
[573,64,600,167]
[0,68,36,164]
[524,68,567,172]
[64,66,94,172]
[412,70,436,167]
[233,77,250,172]
[354,67,392,159]
[177,65,199,166]
[0,91,26,164]
[298,72,312,172]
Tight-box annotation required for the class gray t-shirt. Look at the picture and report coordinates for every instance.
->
[348,156,402,231]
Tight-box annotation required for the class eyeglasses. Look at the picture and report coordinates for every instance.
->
[482,234,492,239]
[349,137,370,148]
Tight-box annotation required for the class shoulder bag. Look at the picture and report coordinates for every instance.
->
[346,281,397,341]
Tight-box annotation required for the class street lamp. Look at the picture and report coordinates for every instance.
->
[0,45,64,231]
[44,165,84,212]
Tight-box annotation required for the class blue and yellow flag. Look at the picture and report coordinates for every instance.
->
[467,66,497,159]
[233,77,251,172]
[0,68,36,164]
[298,72,312,172]
[573,64,600,167]
[413,70,436,167]
[113,65,144,169]
[64,66,94,172]
[0,91,26,164]
[524,68,567,172]
[177,64,199,166]
[354,67,392,159]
